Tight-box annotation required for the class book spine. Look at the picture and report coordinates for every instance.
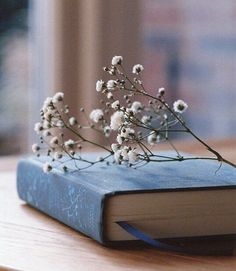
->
[16,159,105,244]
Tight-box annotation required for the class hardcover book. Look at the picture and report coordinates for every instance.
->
[17,153,236,245]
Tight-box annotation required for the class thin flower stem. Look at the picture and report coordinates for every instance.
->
[137,140,153,156]
[166,138,182,158]
[139,153,179,161]
[62,145,113,169]
[51,104,112,154]
[63,121,112,153]
[141,156,219,163]
[120,75,236,169]
[119,65,135,88]
[136,91,236,168]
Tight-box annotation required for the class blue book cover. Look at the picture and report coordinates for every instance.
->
[17,153,236,244]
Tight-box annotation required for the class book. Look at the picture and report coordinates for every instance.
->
[17,153,236,245]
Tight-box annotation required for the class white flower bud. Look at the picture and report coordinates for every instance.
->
[111,55,123,65]
[43,111,52,120]
[107,92,113,99]
[110,111,125,130]
[121,147,129,161]
[128,149,139,163]
[69,117,77,126]
[116,134,123,144]
[43,162,52,173]
[120,127,135,139]
[103,126,111,137]
[64,139,75,149]
[131,101,143,113]
[158,87,165,96]
[42,97,53,112]
[107,80,117,90]
[34,122,43,134]
[147,132,157,145]
[132,64,144,74]
[114,150,122,163]
[96,80,105,92]
[141,115,150,124]
[43,130,51,137]
[111,100,120,110]
[173,100,188,113]
[111,143,120,152]
[52,92,64,104]
[89,109,104,123]
[43,120,51,129]
[56,120,64,128]
[32,143,40,153]
[50,136,59,146]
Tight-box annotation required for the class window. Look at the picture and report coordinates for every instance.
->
[0,0,29,154]
[141,1,236,137]
[1,1,235,156]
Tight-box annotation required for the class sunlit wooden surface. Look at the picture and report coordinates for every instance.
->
[1,139,236,271]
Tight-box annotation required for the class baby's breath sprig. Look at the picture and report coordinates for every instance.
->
[33,56,236,172]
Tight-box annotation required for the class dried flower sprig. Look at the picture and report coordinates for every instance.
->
[33,56,236,172]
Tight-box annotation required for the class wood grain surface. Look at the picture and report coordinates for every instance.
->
[1,139,236,271]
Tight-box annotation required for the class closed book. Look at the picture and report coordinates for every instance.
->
[17,153,236,245]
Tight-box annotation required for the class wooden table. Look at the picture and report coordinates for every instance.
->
[1,139,236,271]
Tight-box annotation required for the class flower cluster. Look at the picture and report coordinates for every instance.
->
[32,56,236,173]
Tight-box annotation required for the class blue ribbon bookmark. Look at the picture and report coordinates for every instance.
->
[116,221,233,255]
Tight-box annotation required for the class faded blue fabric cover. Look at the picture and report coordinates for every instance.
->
[17,153,236,244]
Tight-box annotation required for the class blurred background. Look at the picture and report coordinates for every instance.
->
[0,0,236,155]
